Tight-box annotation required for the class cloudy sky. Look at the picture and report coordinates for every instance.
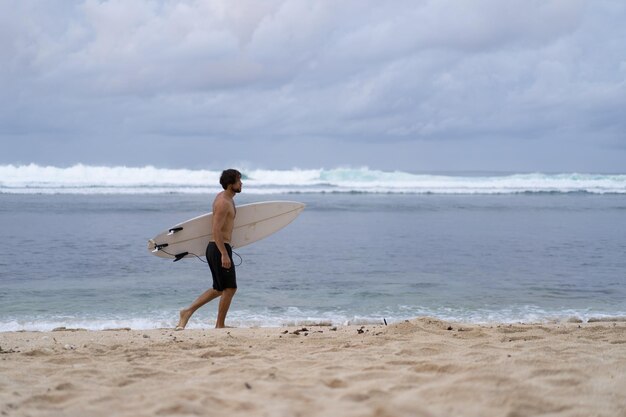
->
[1,0,625,172]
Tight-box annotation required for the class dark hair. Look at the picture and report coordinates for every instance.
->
[220,169,241,190]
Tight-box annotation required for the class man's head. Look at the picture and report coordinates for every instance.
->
[220,169,242,193]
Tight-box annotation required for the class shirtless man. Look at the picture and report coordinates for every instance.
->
[176,169,242,329]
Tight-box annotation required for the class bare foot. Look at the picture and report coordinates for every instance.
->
[176,309,193,330]
[215,325,236,329]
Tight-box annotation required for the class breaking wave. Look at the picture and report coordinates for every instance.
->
[1,164,625,195]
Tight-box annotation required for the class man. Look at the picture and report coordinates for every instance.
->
[176,169,242,329]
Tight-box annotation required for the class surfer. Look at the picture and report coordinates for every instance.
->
[176,169,242,330]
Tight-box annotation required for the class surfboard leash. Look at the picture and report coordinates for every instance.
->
[158,248,243,266]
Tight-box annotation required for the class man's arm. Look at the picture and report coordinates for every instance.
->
[212,199,232,269]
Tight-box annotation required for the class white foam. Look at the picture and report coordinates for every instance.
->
[1,164,625,194]
[2,307,624,332]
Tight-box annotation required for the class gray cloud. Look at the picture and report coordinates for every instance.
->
[1,0,625,172]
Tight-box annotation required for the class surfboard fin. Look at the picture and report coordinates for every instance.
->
[173,252,188,262]
[168,227,183,235]
[151,242,169,253]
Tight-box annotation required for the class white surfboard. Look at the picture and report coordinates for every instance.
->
[147,201,305,261]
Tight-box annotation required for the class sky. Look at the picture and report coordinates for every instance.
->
[1,0,625,173]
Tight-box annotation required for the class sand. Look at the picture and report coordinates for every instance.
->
[1,318,625,417]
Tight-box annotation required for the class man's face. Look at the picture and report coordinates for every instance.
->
[231,177,243,194]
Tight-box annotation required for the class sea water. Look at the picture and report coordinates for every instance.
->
[1,165,625,330]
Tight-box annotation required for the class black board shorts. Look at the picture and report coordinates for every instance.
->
[206,242,237,291]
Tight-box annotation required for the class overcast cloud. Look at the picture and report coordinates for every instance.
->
[1,0,625,172]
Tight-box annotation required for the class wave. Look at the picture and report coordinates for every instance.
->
[1,164,625,195]
[1,307,624,332]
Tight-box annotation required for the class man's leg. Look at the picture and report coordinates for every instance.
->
[176,288,222,329]
[216,288,237,328]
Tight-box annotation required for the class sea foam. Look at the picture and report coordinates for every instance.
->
[2,307,624,332]
[1,164,625,195]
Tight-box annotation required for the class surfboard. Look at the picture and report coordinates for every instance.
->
[147,201,305,261]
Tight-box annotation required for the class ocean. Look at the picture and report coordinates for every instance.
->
[1,165,625,331]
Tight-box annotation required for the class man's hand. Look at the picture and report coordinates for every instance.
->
[221,253,232,269]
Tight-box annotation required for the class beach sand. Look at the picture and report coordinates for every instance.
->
[1,318,625,417]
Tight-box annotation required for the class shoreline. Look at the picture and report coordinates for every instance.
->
[2,318,625,416]
[2,314,626,334]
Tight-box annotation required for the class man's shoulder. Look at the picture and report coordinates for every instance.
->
[213,194,234,211]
